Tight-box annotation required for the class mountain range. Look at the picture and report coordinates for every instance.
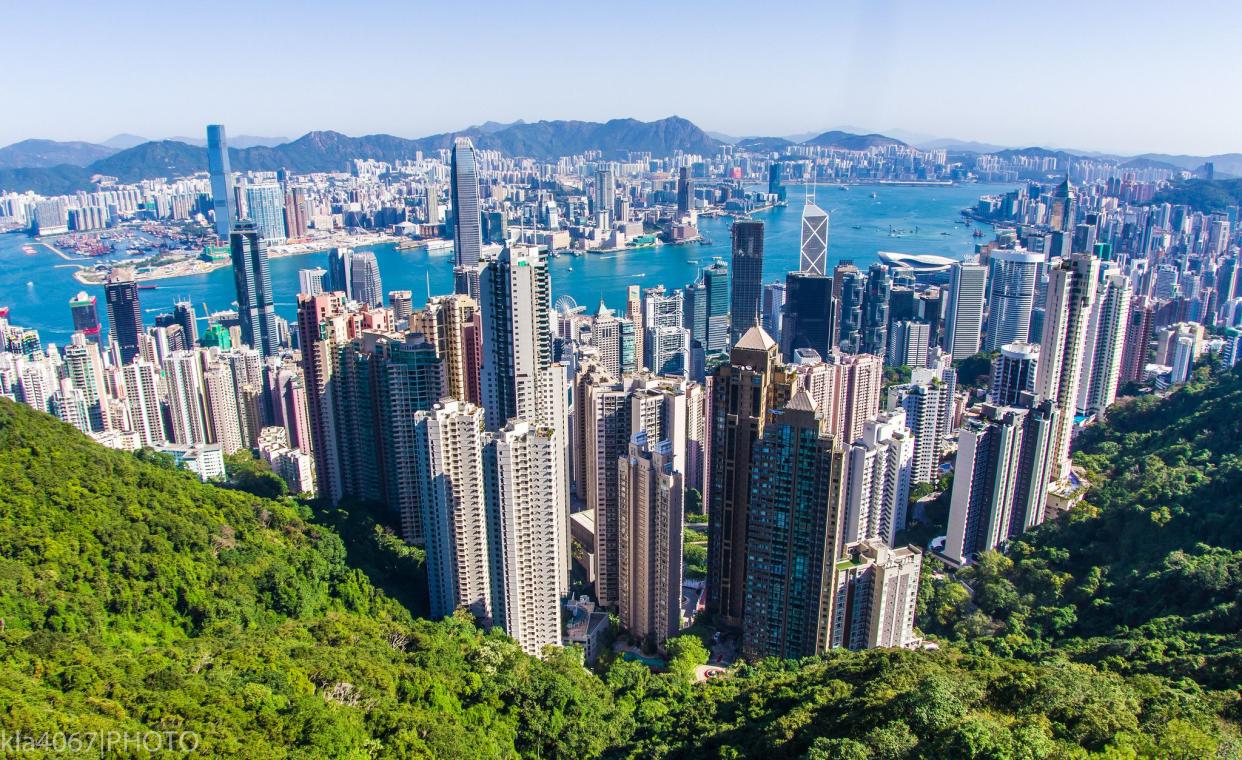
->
[2,116,1240,196]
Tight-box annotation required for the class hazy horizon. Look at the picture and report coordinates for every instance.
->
[7,0,1241,156]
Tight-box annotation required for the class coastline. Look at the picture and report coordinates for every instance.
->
[69,232,402,286]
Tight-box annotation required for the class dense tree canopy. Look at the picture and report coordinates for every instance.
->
[0,383,1237,757]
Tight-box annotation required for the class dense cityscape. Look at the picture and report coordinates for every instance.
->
[3,114,1239,681]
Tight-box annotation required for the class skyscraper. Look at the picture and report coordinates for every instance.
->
[626,285,644,371]
[799,199,829,275]
[707,327,796,626]
[781,272,834,361]
[414,399,492,622]
[388,290,413,323]
[1036,252,1099,481]
[990,343,1039,406]
[206,124,235,239]
[1119,296,1155,384]
[861,263,891,355]
[486,419,567,655]
[480,245,553,430]
[349,251,384,307]
[701,260,731,355]
[244,184,287,242]
[1076,270,1131,417]
[104,270,143,365]
[68,291,100,343]
[411,294,478,404]
[741,390,846,659]
[985,249,1042,351]
[596,166,616,228]
[230,220,279,358]
[944,262,989,360]
[617,433,684,648]
[451,138,483,272]
[834,263,864,353]
[729,221,765,343]
[676,167,693,217]
[122,360,165,447]
[299,268,327,297]
[830,540,922,650]
[844,410,914,548]
[944,398,1058,565]
[173,301,198,346]
[327,247,353,296]
[761,281,786,342]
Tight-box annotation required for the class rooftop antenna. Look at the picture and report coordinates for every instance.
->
[425,270,431,301]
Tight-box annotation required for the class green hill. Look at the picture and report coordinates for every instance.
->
[0,390,1233,757]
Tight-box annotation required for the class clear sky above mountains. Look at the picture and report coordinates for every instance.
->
[8,0,1240,155]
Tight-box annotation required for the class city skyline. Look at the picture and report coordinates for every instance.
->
[5,1,1242,156]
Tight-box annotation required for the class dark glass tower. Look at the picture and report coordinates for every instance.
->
[104,273,143,365]
[835,264,864,353]
[861,263,892,355]
[206,124,236,240]
[676,167,693,216]
[742,391,845,659]
[230,219,279,357]
[729,221,765,343]
[780,272,834,361]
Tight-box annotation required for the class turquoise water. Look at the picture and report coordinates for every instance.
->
[0,183,1009,345]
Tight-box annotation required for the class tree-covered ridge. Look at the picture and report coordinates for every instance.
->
[0,397,1234,757]
[921,366,1242,722]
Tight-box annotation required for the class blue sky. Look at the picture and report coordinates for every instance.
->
[5,0,1240,155]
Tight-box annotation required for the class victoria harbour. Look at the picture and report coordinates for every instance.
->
[0,182,1008,344]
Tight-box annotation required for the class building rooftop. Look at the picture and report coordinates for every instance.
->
[734,325,778,352]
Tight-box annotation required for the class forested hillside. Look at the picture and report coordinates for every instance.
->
[0,390,1235,757]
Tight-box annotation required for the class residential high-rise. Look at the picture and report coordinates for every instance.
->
[617,433,684,647]
[299,268,327,297]
[707,327,796,626]
[388,290,413,323]
[486,419,567,656]
[830,540,922,650]
[480,244,552,430]
[104,270,143,365]
[887,320,930,368]
[206,124,236,239]
[62,333,108,432]
[944,262,988,360]
[202,360,245,455]
[244,184,287,242]
[626,285,644,371]
[944,398,1058,565]
[844,410,914,548]
[122,360,165,447]
[327,247,352,296]
[985,249,1042,351]
[1036,252,1099,481]
[741,390,846,659]
[990,342,1039,406]
[729,221,765,342]
[229,220,279,357]
[411,294,478,403]
[790,350,883,445]
[888,377,951,485]
[349,251,384,307]
[451,138,483,272]
[414,399,492,621]
[164,351,209,445]
[296,292,351,500]
[781,272,834,361]
[1119,296,1155,384]
[68,291,100,343]
[1076,270,1132,416]
[799,199,829,275]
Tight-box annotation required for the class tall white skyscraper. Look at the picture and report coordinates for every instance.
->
[480,245,553,430]
[164,351,209,445]
[1036,252,1099,481]
[486,419,567,656]
[944,262,988,360]
[985,249,1042,351]
[122,360,165,447]
[1076,269,1132,417]
[844,410,915,548]
[414,400,493,622]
